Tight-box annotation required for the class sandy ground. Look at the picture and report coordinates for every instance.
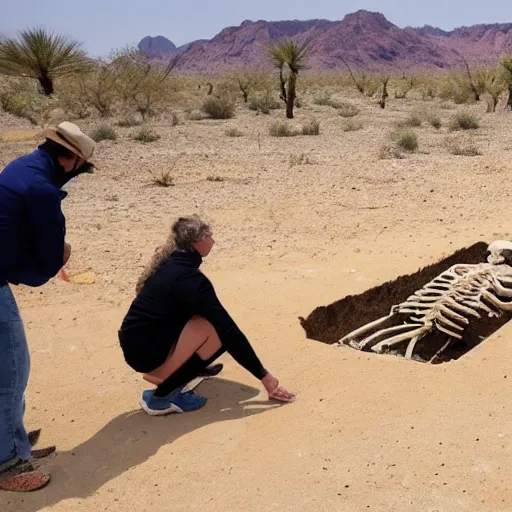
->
[1,91,512,511]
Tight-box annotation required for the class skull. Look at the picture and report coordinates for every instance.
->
[487,240,512,265]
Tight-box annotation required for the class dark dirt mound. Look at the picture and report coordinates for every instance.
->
[299,241,512,363]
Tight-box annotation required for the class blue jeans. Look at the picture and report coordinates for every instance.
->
[0,284,31,467]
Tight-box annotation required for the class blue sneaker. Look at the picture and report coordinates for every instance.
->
[140,387,207,416]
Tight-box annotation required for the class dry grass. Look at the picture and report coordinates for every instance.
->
[116,117,142,128]
[450,112,479,131]
[428,115,442,129]
[301,119,320,136]
[202,96,235,119]
[90,125,117,142]
[446,137,482,156]
[289,153,313,167]
[269,121,298,137]
[337,103,360,118]
[393,129,419,152]
[133,128,160,143]
[342,119,364,132]
[225,127,243,137]
[0,130,41,142]
[151,167,175,187]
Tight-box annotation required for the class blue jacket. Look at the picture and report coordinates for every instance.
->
[0,147,68,287]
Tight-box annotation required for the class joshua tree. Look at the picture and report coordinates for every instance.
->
[340,56,365,94]
[268,38,312,119]
[502,57,512,111]
[0,28,91,96]
[378,76,390,109]
[478,68,506,113]
[454,51,482,102]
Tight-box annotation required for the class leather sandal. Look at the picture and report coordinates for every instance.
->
[0,460,50,492]
[28,429,57,459]
[28,429,41,447]
[32,446,57,459]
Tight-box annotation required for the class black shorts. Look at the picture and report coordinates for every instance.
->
[118,329,179,373]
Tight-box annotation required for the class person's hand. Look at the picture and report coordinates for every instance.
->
[63,242,71,266]
[262,372,296,402]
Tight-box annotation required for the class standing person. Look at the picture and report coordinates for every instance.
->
[0,122,96,492]
[119,215,296,416]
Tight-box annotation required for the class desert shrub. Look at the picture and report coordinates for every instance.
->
[313,91,334,106]
[133,127,160,143]
[404,113,422,127]
[57,77,92,119]
[269,121,298,137]
[116,116,141,127]
[206,175,225,182]
[289,153,312,167]
[0,79,57,125]
[151,168,174,187]
[378,144,404,160]
[225,127,243,137]
[83,66,118,117]
[428,115,442,129]
[439,77,476,105]
[450,112,479,131]
[171,113,180,126]
[185,109,206,121]
[337,103,360,118]
[301,119,320,136]
[202,96,235,119]
[394,130,418,152]
[248,92,280,114]
[446,137,482,156]
[90,124,117,142]
[343,119,364,132]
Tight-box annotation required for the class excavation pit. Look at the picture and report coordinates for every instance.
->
[300,242,512,364]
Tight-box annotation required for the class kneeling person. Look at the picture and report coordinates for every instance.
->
[118,215,295,415]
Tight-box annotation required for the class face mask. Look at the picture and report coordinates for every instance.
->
[58,161,95,188]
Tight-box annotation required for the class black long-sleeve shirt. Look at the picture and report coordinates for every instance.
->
[119,249,267,379]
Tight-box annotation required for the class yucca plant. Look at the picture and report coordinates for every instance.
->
[502,57,512,111]
[0,28,91,96]
[268,38,312,119]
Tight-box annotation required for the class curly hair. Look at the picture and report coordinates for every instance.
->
[135,215,211,295]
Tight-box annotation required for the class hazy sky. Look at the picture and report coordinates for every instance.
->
[2,0,511,57]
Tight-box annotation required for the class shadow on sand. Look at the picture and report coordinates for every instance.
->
[5,378,276,510]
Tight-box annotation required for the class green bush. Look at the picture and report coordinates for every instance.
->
[133,127,160,143]
[404,113,422,127]
[0,79,57,126]
[202,96,235,119]
[248,92,280,114]
[394,130,418,152]
[90,124,117,142]
[301,119,320,136]
[428,116,442,129]
[269,121,298,137]
[450,112,479,131]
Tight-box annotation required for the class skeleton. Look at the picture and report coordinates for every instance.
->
[337,241,512,361]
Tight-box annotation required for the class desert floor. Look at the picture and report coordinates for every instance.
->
[1,92,512,512]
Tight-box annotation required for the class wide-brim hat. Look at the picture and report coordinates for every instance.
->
[43,122,97,167]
